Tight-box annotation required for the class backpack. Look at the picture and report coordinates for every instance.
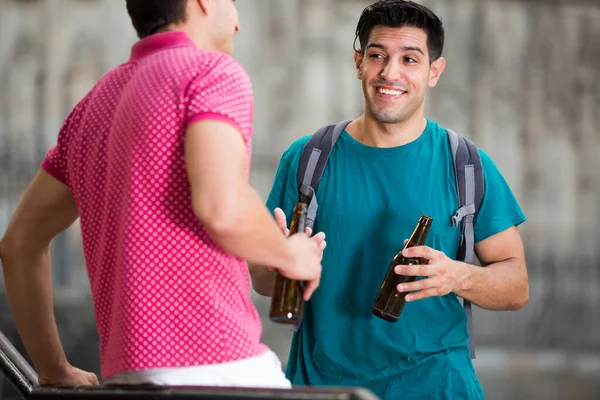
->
[296,120,485,359]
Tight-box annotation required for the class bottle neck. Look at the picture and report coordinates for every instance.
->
[404,217,432,249]
[289,203,308,235]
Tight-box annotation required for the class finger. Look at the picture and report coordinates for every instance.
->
[303,278,320,301]
[319,239,327,252]
[311,231,326,245]
[305,227,313,236]
[274,208,288,234]
[403,239,408,246]
[396,277,439,293]
[394,263,433,277]
[402,246,443,261]
[89,374,99,385]
[404,288,442,302]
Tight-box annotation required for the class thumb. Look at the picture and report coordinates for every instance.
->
[303,279,319,301]
[89,373,99,385]
[274,208,289,235]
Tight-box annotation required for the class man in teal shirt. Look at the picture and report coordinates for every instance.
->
[250,1,528,399]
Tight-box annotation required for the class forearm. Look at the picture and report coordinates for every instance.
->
[455,258,529,311]
[203,185,294,271]
[1,244,68,378]
[247,263,275,297]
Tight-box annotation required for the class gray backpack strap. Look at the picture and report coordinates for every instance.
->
[447,129,485,359]
[289,120,351,333]
[297,120,352,229]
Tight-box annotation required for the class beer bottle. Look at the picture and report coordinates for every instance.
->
[372,215,433,322]
[269,203,308,326]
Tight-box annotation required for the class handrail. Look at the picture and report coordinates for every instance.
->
[0,330,37,397]
[0,329,380,400]
[27,385,380,399]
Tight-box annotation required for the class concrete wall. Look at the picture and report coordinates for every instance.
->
[1,0,599,398]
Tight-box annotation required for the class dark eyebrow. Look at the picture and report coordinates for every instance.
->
[402,46,425,56]
[366,43,425,56]
[366,43,387,52]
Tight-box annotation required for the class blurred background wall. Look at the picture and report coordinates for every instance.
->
[0,0,599,399]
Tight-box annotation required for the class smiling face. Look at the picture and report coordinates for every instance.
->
[354,25,445,125]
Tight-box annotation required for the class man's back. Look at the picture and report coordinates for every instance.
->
[42,31,267,379]
[1,1,322,389]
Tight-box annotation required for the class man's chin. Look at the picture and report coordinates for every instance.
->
[375,117,403,124]
[370,109,404,125]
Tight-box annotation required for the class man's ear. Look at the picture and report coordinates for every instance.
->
[354,51,364,80]
[195,0,209,16]
[428,57,446,88]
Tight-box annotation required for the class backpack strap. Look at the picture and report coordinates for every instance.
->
[447,129,485,359]
[289,120,351,333]
[297,120,353,229]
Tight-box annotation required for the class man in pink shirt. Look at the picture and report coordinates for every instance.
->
[0,0,324,389]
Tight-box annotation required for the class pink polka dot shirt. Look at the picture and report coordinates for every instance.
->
[41,31,267,379]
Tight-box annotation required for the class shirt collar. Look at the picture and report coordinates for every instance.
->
[129,31,196,61]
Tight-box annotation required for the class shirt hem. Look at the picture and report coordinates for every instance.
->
[186,112,244,135]
[41,160,67,185]
[101,343,269,381]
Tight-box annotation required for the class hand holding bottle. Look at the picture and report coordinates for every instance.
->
[281,232,322,297]
[372,215,433,322]
[269,204,324,326]
[274,207,327,300]
[394,245,471,302]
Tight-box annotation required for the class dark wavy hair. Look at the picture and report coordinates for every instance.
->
[354,0,445,62]
[126,0,188,39]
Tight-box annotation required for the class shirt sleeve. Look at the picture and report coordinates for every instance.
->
[265,138,310,220]
[474,148,527,243]
[184,53,254,143]
[41,96,90,186]
[266,158,298,220]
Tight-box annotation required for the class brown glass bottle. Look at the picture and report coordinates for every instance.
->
[269,203,308,326]
[372,215,433,322]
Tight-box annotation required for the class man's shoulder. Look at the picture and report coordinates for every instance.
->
[281,119,353,165]
[166,46,241,67]
[193,50,249,81]
[159,48,251,92]
[430,122,505,185]
[427,120,492,161]
[280,135,312,166]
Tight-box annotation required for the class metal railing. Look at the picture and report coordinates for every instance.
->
[0,330,37,399]
[0,330,379,400]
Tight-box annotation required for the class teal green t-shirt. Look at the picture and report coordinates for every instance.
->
[266,120,526,400]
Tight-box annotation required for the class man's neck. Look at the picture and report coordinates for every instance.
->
[347,112,428,148]
[158,24,214,52]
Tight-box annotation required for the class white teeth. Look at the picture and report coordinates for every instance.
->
[378,88,402,96]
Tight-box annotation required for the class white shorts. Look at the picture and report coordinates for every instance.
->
[103,350,291,389]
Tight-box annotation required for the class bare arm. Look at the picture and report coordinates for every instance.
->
[454,226,529,310]
[247,206,290,297]
[248,263,276,297]
[0,171,98,386]
[248,208,327,299]
[397,226,528,311]
[185,120,321,282]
